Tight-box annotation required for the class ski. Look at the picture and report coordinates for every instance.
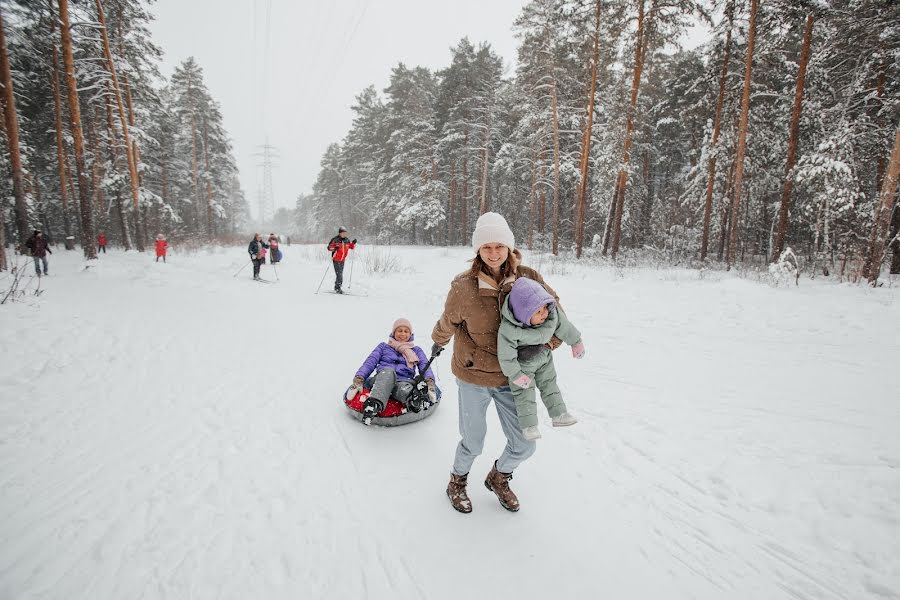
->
[253,278,275,284]
[321,290,367,297]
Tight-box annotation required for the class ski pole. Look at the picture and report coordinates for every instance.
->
[314,261,331,294]
[347,248,356,289]
[272,262,279,281]
[233,259,251,277]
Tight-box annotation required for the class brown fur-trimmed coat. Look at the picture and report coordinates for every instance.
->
[432,251,559,388]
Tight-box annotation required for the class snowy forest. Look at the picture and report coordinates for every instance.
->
[1,0,900,283]
[295,0,900,282]
[0,0,250,266]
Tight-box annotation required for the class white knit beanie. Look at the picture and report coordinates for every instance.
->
[472,212,515,254]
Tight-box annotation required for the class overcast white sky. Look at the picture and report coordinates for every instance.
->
[149,0,530,218]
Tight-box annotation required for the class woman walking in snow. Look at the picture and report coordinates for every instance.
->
[248,233,269,280]
[432,212,562,514]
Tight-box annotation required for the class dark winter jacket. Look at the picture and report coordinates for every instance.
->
[327,236,355,263]
[25,235,52,258]
[248,239,269,260]
[355,335,435,382]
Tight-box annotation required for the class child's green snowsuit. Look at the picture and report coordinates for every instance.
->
[497,291,582,428]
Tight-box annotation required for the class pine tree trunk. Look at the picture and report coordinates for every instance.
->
[551,79,561,256]
[601,184,617,254]
[104,94,132,250]
[448,161,456,245]
[528,145,538,250]
[48,10,73,245]
[864,127,900,285]
[479,112,492,215]
[700,0,733,261]
[86,108,106,220]
[889,204,900,275]
[94,0,144,251]
[610,0,651,259]
[875,65,886,193]
[575,0,602,258]
[0,6,31,246]
[58,0,97,258]
[726,0,759,267]
[772,13,814,263]
[538,162,547,240]
[460,130,469,245]
[717,159,736,261]
[203,119,214,238]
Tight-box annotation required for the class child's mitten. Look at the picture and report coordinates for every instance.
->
[513,374,532,389]
[571,341,585,359]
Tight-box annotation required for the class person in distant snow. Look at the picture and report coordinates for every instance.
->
[268,233,280,264]
[97,232,108,254]
[248,233,268,280]
[326,227,356,294]
[346,318,437,422]
[155,234,167,263]
[24,229,52,276]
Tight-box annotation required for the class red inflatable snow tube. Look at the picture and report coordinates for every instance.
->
[345,389,406,417]
[343,385,441,426]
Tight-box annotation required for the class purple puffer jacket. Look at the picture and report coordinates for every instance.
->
[355,334,435,382]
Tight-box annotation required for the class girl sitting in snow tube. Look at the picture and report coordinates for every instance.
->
[345,318,441,426]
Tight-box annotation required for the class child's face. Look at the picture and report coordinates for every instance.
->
[394,326,412,342]
[530,304,550,326]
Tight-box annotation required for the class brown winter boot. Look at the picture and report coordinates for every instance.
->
[484,461,520,512]
[447,473,473,514]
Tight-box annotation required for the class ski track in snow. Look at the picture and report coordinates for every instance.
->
[1,246,898,599]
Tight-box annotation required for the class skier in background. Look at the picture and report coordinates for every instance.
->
[97,232,108,254]
[268,233,281,264]
[248,233,269,281]
[326,227,356,294]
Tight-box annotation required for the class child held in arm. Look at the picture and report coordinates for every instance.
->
[497,277,586,441]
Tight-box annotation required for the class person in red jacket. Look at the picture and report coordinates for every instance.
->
[326,227,356,294]
[97,232,108,253]
[155,233,167,263]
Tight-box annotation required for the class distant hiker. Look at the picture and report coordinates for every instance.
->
[97,232,108,254]
[24,230,52,276]
[286,235,292,246]
[432,212,562,514]
[347,318,437,421]
[326,227,356,294]
[248,233,269,280]
[155,234,167,263]
[268,233,281,264]
[498,277,584,441]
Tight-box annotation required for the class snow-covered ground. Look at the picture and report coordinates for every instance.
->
[1,244,898,599]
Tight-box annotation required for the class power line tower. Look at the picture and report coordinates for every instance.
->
[253,141,279,223]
